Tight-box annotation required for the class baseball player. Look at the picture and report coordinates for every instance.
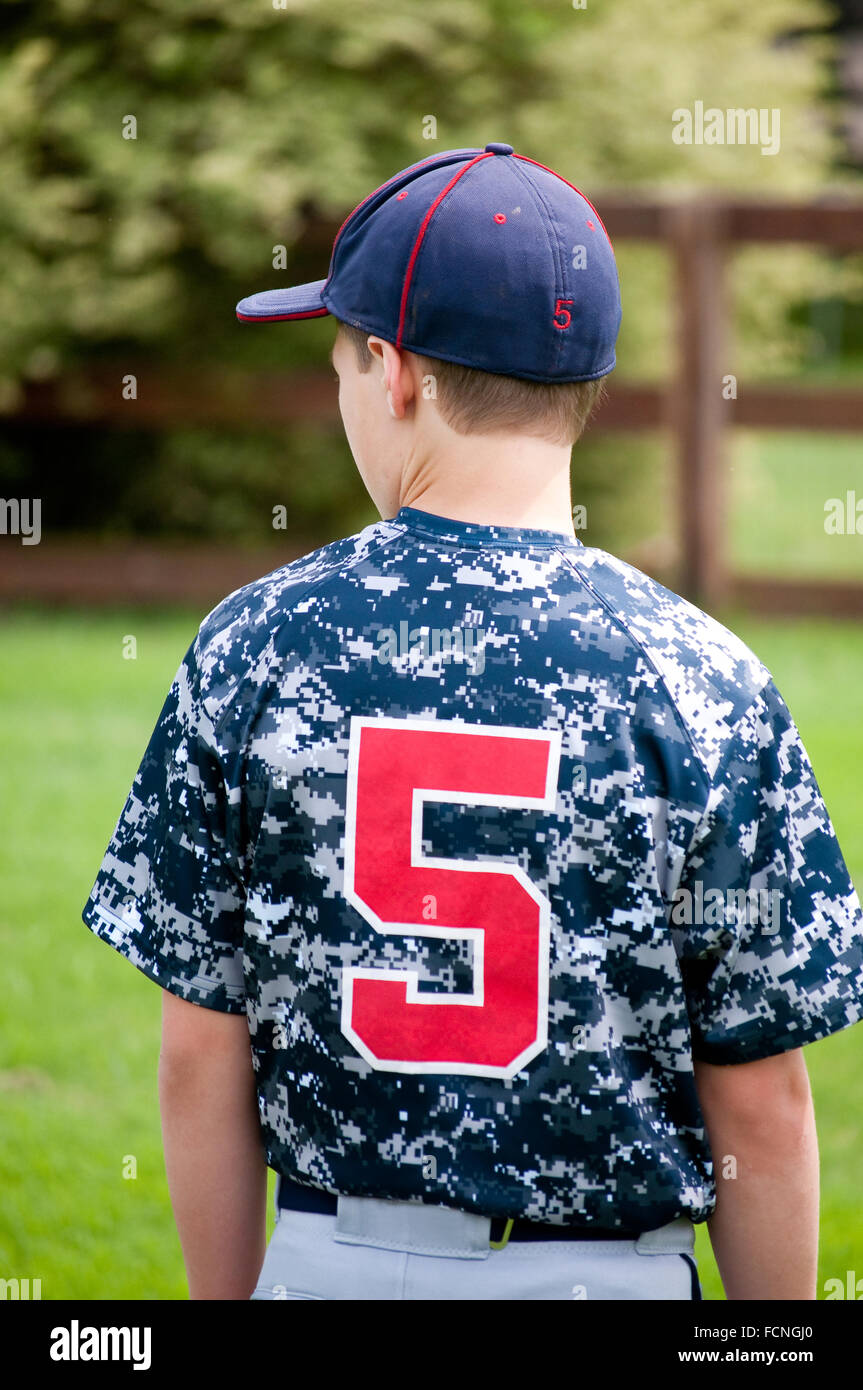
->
[83,143,863,1301]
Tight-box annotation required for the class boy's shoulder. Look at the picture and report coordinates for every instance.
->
[183,519,776,786]
[572,544,773,779]
[189,516,397,720]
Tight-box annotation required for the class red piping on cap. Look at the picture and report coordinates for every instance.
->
[237,307,329,323]
[329,152,463,264]
[513,155,615,252]
[396,151,494,350]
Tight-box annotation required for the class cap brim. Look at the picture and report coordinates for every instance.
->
[236,279,329,323]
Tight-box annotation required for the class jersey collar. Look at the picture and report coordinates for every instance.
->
[390,506,583,550]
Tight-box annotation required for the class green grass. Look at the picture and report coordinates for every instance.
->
[729,431,863,579]
[0,608,210,1299]
[584,427,862,587]
[693,610,863,1301]
[1,605,861,1300]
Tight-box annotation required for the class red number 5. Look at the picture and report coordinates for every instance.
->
[553,298,574,329]
[341,717,561,1078]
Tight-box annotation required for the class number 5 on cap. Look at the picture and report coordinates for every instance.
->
[341,717,561,1078]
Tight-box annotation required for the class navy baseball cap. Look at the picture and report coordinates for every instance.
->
[236,143,621,383]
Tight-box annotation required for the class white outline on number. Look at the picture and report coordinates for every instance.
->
[341,715,561,1078]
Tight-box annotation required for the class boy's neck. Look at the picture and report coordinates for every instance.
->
[395,431,577,539]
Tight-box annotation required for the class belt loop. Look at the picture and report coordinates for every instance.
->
[489,1218,514,1251]
[635,1216,695,1254]
[334,1195,492,1259]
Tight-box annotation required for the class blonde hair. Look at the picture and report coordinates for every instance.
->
[335,320,607,446]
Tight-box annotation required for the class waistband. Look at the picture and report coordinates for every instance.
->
[275,1173,693,1257]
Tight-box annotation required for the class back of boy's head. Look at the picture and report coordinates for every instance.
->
[236,142,621,445]
[334,318,607,448]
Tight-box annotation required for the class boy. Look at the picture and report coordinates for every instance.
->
[83,143,863,1301]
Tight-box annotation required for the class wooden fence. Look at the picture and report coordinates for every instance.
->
[4,195,863,612]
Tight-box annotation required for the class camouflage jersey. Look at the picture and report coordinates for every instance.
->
[82,506,863,1231]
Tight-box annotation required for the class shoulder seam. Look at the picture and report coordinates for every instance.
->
[200,524,402,741]
[676,691,769,870]
[556,547,770,792]
[557,547,714,786]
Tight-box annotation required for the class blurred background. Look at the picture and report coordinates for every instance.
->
[0,0,861,1301]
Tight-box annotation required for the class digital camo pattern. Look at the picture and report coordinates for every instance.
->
[83,506,863,1230]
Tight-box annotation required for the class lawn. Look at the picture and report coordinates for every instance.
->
[0,604,860,1301]
[730,431,863,579]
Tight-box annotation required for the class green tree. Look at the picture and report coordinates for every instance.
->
[0,0,856,546]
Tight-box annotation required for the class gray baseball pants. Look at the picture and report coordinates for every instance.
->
[250,1187,702,1301]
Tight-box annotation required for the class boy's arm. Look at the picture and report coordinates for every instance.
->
[692,1048,819,1300]
[158,990,268,1300]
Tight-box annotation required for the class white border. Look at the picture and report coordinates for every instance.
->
[341,716,561,1078]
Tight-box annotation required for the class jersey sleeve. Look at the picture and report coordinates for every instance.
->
[81,631,247,1013]
[672,676,863,1064]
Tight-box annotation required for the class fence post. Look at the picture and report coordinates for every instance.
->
[664,198,729,608]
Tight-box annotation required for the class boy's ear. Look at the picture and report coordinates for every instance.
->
[367,337,416,420]
[366,335,387,370]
